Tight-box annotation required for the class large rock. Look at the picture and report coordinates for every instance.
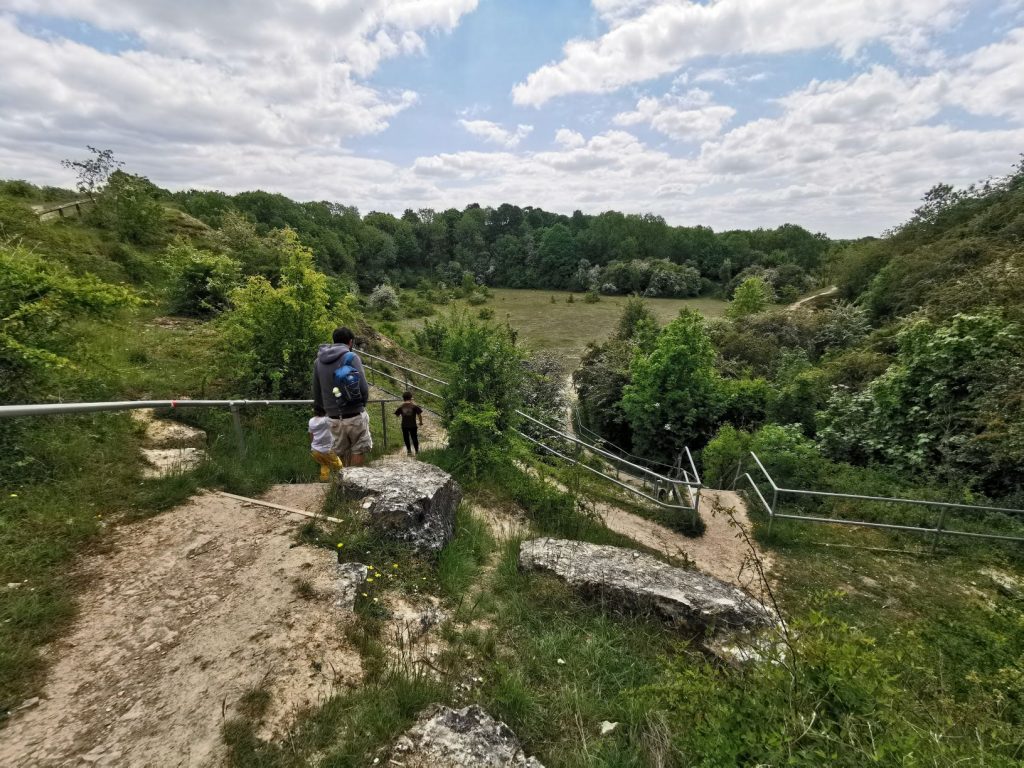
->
[389,705,544,767]
[339,460,461,552]
[519,538,774,633]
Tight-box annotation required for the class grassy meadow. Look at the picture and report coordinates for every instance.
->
[403,289,727,363]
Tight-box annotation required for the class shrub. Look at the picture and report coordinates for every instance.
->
[219,231,344,397]
[368,283,399,312]
[582,289,600,303]
[701,425,752,488]
[164,242,242,317]
[727,276,774,319]
[466,290,488,306]
[433,312,523,478]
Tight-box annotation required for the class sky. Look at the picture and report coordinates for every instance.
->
[1,0,1023,237]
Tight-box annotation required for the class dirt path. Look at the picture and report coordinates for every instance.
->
[594,489,771,590]
[0,489,361,768]
[788,285,837,311]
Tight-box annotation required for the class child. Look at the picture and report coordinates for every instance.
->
[309,404,343,481]
[394,391,424,456]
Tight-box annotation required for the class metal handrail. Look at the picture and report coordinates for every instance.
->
[743,452,1024,548]
[0,397,404,456]
[519,432,695,511]
[361,349,702,513]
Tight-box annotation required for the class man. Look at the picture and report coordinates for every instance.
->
[313,327,371,466]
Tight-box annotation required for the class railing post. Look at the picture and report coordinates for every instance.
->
[229,403,246,457]
[932,506,949,554]
[767,487,778,535]
[380,401,388,450]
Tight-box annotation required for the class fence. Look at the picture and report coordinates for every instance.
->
[357,348,703,517]
[33,199,93,222]
[0,397,404,456]
[741,451,1024,550]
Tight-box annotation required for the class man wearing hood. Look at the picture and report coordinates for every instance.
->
[313,326,371,466]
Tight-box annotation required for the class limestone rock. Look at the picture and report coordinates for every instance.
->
[389,705,544,767]
[335,562,368,612]
[339,460,462,552]
[140,448,206,479]
[518,538,774,633]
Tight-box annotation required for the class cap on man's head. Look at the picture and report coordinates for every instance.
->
[333,327,355,344]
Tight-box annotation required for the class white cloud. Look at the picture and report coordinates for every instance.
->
[614,88,735,140]
[513,0,967,105]
[458,119,533,148]
[554,128,586,148]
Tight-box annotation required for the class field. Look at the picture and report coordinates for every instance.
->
[405,289,727,363]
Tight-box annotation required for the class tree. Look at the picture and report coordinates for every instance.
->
[537,224,577,289]
[98,170,165,244]
[61,146,122,199]
[621,309,726,460]
[164,243,241,317]
[727,276,774,318]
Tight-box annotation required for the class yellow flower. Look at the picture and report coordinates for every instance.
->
[336,543,344,548]
[367,578,374,583]
[361,592,368,597]
[392,563,398,569]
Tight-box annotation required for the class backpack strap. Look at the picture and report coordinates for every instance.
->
[340,351,355,367]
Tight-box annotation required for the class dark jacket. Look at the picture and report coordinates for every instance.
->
[313,343,368,418]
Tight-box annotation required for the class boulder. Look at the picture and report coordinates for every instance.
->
[389,705,544,767]
[518,538,775,633]
[339,460,461,553]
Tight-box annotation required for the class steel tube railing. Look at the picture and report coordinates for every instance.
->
[519,431,695,511]
[0,399,315,417]
[517,410,697,491]
[743,452,1024,547]
[357,350,450,387]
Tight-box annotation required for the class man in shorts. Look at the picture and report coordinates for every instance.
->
[312,326,372,466]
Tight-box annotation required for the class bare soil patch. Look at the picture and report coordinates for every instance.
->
[597,489,771,591]
[0,490,361,768]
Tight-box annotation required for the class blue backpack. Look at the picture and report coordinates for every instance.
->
[332,351,363,409]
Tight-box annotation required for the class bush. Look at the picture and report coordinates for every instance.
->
[727,276,774,318]
[219,231,345,397]
[164,242,241,317]
[432,312,523,478]
[701,425,752,488]
[582,289,600,303]
[368,283,399,312]
[466,290,488,306]
[93,170,165,245]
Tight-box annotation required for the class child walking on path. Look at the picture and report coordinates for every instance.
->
[309,405,343,481]
[394,392,424,456]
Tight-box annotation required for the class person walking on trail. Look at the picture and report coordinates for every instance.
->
[312,326,371,467]
[308,404,343,481]
[394,391,423,456]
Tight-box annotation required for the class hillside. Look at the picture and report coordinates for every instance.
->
[1,162,1023,767]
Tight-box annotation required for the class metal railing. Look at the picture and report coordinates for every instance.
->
[0,397,404,456]
[358,348,703,515]
[741,451,1024,550]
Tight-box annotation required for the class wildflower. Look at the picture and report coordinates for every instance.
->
[336,543,344,548]
[9,494,17,498]
[392,563,398,569]
[361,592,368,597]
[367,578,374,583]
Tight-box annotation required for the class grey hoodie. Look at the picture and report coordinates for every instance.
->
[312,343,369,418]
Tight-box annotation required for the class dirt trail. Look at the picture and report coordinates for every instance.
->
[0,488,361,768]
[596,489,771,589]
[788,285,837,311]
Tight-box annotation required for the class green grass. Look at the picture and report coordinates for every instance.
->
[402,289,727,364]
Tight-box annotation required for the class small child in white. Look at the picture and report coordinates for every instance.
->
[309,405,343,481]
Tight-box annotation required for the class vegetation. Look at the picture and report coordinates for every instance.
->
[2,152,1024,767]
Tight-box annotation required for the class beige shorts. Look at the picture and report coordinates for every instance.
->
[330,411,372,456]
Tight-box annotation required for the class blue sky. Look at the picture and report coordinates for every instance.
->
[1,0,1022,236]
